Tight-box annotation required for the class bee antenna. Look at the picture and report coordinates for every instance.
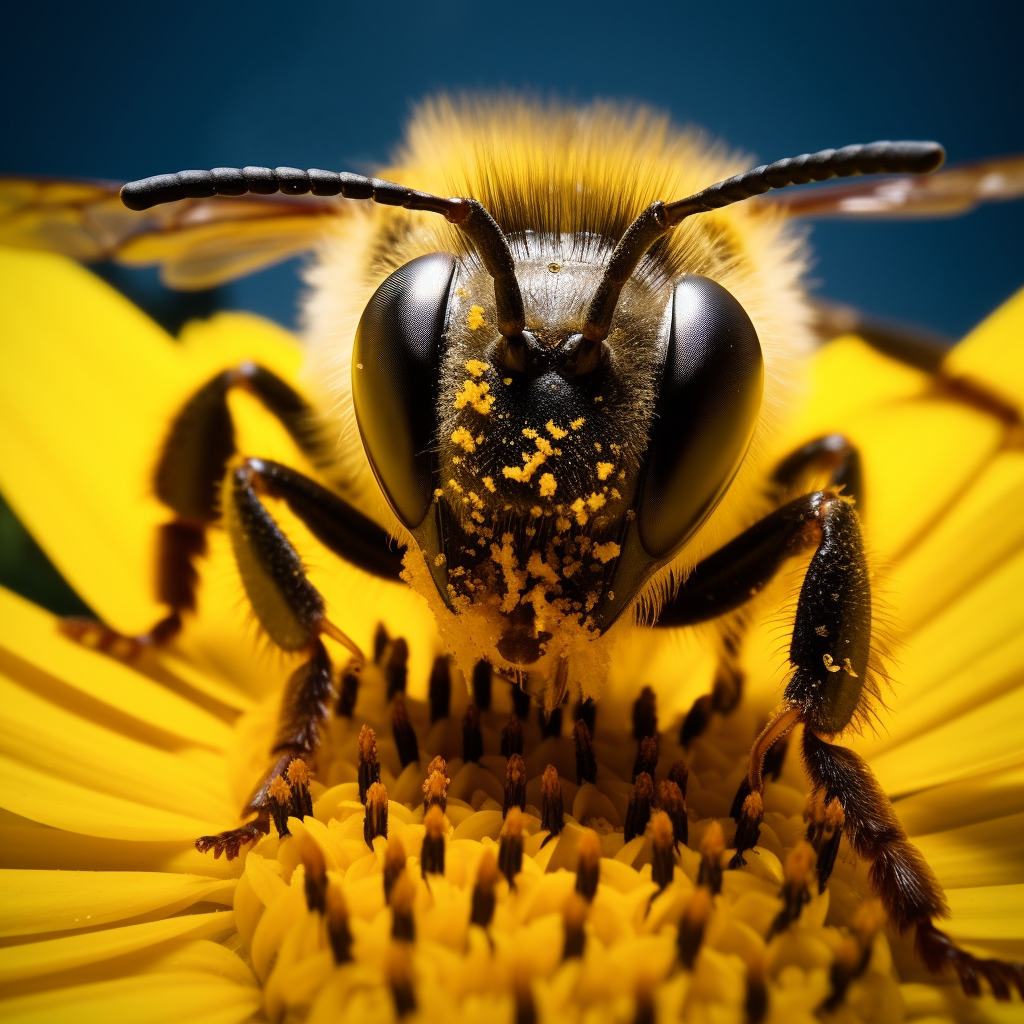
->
[581,140,945,344]
[120,165,527,339]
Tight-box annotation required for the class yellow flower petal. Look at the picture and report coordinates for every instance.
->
[894,764,1024,836]
[0,971,261,1024]
[0,755,225,841]
[0,869,234,937]
[943,286,1024,412]
[912,814,1024,889]
[0,910,235,983]
[944,885,1024,941]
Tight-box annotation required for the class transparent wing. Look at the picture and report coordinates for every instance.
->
[755,154,1024,219]
[0,177,342,288]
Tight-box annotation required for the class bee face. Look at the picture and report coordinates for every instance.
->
[352,231,764,685]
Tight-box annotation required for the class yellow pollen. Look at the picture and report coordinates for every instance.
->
[454,379,494,415]
[539,472,557,497]
[596,461,614,480]
[546,420,568,439]
[482,476,496,493]
[570,417,586,430]
[522,427,538,439]
[586,492,606,511]
[503,377,512,385]
[451,426,476,453]
[591,541,621,563]
[467,307,485,331]
[594,442,602,452]
[433,488,444,498]
[527,551,560,586]
[434,553,446,567]
[556,516,571,533]
[571,498,588,525]
[448,478,463,493]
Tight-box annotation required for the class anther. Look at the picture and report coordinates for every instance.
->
[633,985,655,1024]
[562,892,587,959]
[301,833,327,914]
[268,774,292,837]
[421,805,446,877]
[387,941,416,1017]
[730,790,764,869]
[573,718,598,785]
[390,871,416,941]
[744,950,769,1024]
[501,713,524,757]
[504,754,527,817]
[624,772,654,843]
[539,704,562,739]
[383,835,406,904]
[392,694,420,768]
[326,883,353,963]
[336,661,359,718]
[576,829,601,901]
[698,821,725,895]
[767,840,815,938]
[470,849,499,927]
[648,810,676,890]
[499,807,525,885]
[657,779,688,848]
[541,765,564,837]
[462,704,484,763]
[632,686,658,740]
[428,656,451,723]
[357,725,381,804]
[286,758,313,818]
[511,683,531,720]
[667,758,690,797]
[386,636,409,699]
[364,781,389,847]
[821,904,883,1014]
[373,622,390,664]
[472,659,493,710]
[678,886,712,969]
[574,697,596,735]
[514,975,538,1024]
[423,762,449,813]
[807,795,845,893]
[632,734,659,782]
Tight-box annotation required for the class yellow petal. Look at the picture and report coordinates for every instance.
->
[895,766,1024,837]
[912,813,1024,889]
[0,586,231,752]
[943,885,1024,941]
[0,869,234,937]
[0,754,224,841]
[0,910,235,983]
[943,287,1024,413]
[0,971,261,1024]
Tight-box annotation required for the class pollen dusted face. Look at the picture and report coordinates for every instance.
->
[433,246,667,682]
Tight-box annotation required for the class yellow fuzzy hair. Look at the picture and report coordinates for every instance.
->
[303,97,815,690]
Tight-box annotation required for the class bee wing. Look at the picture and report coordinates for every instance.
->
[756,154,1024,219]
[0,177,341,288]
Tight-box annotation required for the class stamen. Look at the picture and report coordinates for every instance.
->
[385,636,409,699]
[428,656,451,723]
[390,870,416,941]
[576,829,601,901]
[501,713,524,757]
[539,705,562,739]
[373,621,390,664]
[657,779,688,847]
[392,694,420,768]
[384,835,407,904]
[814,797,846,892]
[326,882,353,963]
[364,781,389,847]
[503,754,527,816]
[632,734,659,782]
[633,986,655,1024]
[541,765,564,837]
[632,686,657,740]
[574,697,596,736]
[678,886,712,968]
[336,661,359,718]
[286,758,313,818]
[421,805,446,877]
[573,718,598,785]
[744,950,769,1024]
[624,772,654,843]
[731,790,764,869]
[470,849,498,927]
[387,941,416,1017]
[768,840,815,938]
[357,725,381,803]
[462,704,484,763]
[498,806,524,885]
[698,821,725,895]
[514,975,538,1024]
[472,659,492,710]
[667,758,690,797]
[648,810,675,890]
[511,683,531,721]
[423,765,449,813]
[267,774,292,837]
[562,892,587,959]
[300,833,327,913]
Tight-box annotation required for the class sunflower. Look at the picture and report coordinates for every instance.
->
[0,246,1021,1024]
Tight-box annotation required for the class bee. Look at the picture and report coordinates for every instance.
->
[3,100,1022,997]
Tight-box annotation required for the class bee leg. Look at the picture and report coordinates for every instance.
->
[196,459,368,859]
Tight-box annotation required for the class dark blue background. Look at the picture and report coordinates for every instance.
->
[3,0,1023,338]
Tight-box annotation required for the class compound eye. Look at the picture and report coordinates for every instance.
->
[637,275,764,558]
[352,253,457,528]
